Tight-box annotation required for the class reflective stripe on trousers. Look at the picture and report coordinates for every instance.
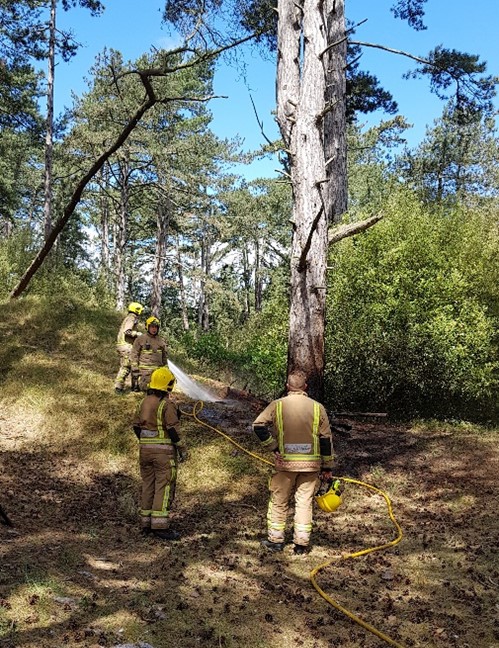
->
[139,447,177,530]
[266,471,319,545]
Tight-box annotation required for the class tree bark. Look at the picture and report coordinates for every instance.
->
[277,0,346,401]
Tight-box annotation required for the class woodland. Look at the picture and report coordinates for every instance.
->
[0,1,499,646]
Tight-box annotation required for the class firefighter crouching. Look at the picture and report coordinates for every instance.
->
[252,370,333,555]
[130,316,168,392]
[132,366,186,540]
[114,302,144,394]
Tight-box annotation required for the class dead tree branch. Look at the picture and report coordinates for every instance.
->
[328,213,383,245]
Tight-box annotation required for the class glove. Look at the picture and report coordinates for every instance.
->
[131,373,140,392]
[133,426,141,440]
[176,407,182,421]
[177,448,188,463]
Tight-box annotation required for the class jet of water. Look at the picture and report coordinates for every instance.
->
[167,360,221,402]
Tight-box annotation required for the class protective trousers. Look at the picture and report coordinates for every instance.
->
[114,347,132,390]
[138,368,155,392]
[267,471,319,546]
[139,446,177,530]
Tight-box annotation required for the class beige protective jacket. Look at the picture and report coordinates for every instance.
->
[130,332,168,373]
[133,393,182,454]
[116,313,140,350]
[252,390,333,472]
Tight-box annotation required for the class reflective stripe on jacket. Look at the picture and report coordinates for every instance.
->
[133,394,180,448]
[252,391,333,472]
[276,400,320,463]
[130,333,168,372]
[139,399,171,446]
[116,312,140,348]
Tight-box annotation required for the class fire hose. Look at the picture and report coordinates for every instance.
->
[181,400,405,648]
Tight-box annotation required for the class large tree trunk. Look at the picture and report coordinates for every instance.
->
[277,0,346,401]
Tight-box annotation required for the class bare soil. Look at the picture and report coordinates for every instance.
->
[1,385,498,648]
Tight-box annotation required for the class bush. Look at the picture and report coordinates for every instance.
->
[325,192,499,421]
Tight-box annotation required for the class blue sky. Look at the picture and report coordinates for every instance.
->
[55,0,498,180]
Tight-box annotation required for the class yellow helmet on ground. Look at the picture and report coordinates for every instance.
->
[128,302,144,315]
[149,367,176,392]
[146,316,160,330]
[315,480,343,513]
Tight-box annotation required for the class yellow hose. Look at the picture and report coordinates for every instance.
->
[182,400,406,648]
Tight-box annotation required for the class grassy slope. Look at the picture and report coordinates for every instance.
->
[0,296,498,648]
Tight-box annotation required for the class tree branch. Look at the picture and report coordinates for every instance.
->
[328,213,383,245]
[320,18,368,57]
[298,206,324,272]
[349,40,433,67]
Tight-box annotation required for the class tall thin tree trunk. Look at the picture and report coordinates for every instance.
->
[115,161,129,311]
[176,234,190,331]
[43,0,56,241]
[151,197,170,317]
[277,0,346,400]
[254,239,263,312]
[99,165,111,288]
[198,230,210,331]
[242,245,251,320]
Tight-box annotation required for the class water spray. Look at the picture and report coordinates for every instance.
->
[167,359,221,402]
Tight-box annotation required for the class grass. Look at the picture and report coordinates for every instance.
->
[1,294,498,648]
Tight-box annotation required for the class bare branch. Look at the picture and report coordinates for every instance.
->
[250,94,275,148]
[276,168,292,180]
[349,40,433,67]
[328,213,383,245]
[298,206,324,272]
[316,99,339,122]
[320,18,368,57]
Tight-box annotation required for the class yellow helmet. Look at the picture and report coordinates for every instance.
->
[149,367,176,392]
[315,480,343,513]
[128,302,144,315]
[146,316,160,330]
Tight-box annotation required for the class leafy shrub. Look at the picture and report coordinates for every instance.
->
[325,192,499,420]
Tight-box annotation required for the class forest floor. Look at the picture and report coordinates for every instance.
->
[1,375,498,648]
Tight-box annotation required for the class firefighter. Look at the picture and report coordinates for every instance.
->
[132,366,186,540]
[114,302,144,394]
[252,370,333,554]
[130,316,168,392]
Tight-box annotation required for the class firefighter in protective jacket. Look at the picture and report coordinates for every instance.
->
[130,316,168,392]
[114,302,144,394]
[132,366,186,540]
[252,370,333,554]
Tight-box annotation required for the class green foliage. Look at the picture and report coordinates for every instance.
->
[175,266,289,397]
[325,191,499,420]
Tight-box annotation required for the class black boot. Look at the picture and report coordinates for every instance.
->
[261,539,284,552]
[293,544,309,555]
[152,529,180,541]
